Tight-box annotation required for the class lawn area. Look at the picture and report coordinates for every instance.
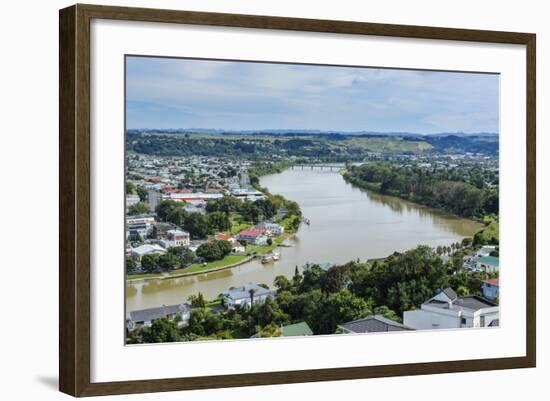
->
[229,214,253,235]
[126,273,163,280]
[169,254,248,275]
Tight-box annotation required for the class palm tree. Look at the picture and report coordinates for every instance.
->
[249,288,256,307]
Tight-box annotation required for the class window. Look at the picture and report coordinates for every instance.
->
[480,316,486,327]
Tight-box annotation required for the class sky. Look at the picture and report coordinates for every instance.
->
[126,56,499,134]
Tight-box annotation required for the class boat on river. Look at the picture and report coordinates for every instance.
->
[261,252,280,263]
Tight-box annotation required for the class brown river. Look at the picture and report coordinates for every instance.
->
[126,169,482,311]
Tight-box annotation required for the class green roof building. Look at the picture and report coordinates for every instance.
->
[281,322,313,337]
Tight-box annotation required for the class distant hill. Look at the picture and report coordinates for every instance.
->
[127,128,498,139]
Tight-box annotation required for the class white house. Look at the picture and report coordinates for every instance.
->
[476,245,497,258]
[404,288,499,330]
[126,194,140,207]
[238,229,268,245]
[129,244,166,261]
[221,283,274,309]
[159,229,190,248]
[263,223,285,236]
[126,303,192,331]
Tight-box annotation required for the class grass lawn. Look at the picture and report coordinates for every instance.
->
[229,214,253,235]
[169,254,248,275]
[126,273,162,280]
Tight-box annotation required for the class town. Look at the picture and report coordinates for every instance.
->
[124,132,499,343]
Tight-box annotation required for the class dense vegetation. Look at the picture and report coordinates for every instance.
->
[154,196,280,239]
[344,162,499,218]
[139,246,196,273]
[127,244,492,343]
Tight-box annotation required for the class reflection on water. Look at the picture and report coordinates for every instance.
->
[126,169,483,311]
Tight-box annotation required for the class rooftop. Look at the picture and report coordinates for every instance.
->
[130,244,166,256]
[483,278,500,287]
[339,315,412,333]
[426,295,497,311]
[127,303,191,323]
[281,322,314,337]
[239,229,265,237]
[222,283,273,301]
[477,256,499,267]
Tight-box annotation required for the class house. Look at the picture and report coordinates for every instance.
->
[482,278,500,301]
[281,322,313,337]
[476,256,499,273]
[159,229,190,248]
[126,303,192,331]
[262,223,285,236]
[126,194,140,207]
[238,229,268,245]
[221,283,274,309]
[126,216,156,239]
[215,233,245,253]
[230,188,266,201]
[476,245,497,258]
[338,315,413,334]
[404,288,499,330]
[230,239,245,253]
[130,244,166,261]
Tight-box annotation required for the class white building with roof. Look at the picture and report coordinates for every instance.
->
[221,283,274,309]
[404,288,499,330]
[129,244,167,261]
[159,229,190,248]
[126,303,192,331]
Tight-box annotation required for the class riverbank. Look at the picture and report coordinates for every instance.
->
[126,229,297,283]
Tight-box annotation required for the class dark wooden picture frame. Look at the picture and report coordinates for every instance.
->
[59,3,536,397]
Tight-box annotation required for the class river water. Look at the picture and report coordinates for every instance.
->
[126,169,482,311]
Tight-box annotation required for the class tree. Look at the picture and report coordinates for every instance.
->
[158,253,179,270]
[168,246,196,266]
[183,213,210,239]
[313,289,371,334]
[156,200,184,222]
[126,257,137,273]
[128,201,149,215]
[266,238,273,246]
[126,181,137,194]
[249,288,256,306]
[142,319,180,343]
[188,292,206,308]
[273,275,291,293]
[196,240,231,262]
[140,254,160,272]
[456,286,470,297]
[136,186,148,202]
[373,305,401,322]
[255,323,281,338]
[207,211,231,231]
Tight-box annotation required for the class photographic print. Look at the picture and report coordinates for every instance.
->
[124,56,500,344]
